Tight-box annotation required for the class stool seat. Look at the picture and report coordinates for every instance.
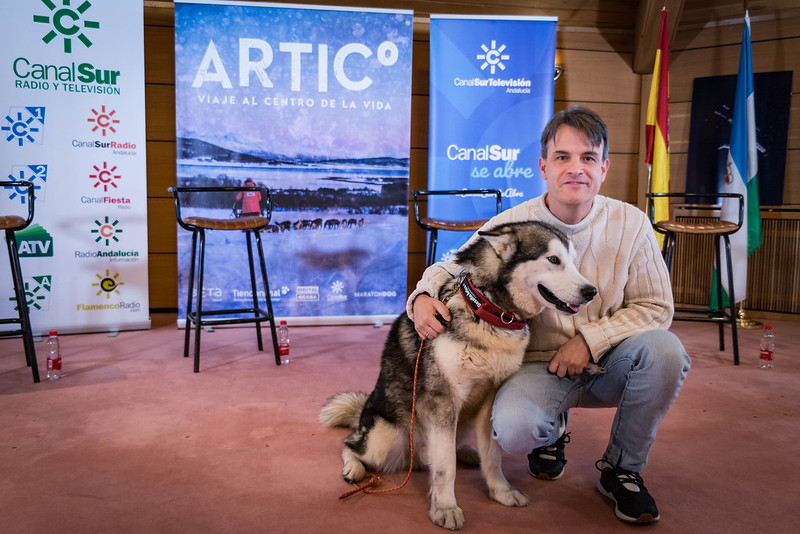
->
[184,215,268,231]
[0,215,27,229]
[1,180,40,383]
[418,217,489,232]
[412,189,502,267]
[655,219,740,235]
[170,186,281,372]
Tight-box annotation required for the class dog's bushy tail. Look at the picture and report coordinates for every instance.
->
[318,391,367,429]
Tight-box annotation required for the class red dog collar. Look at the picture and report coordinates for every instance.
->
[459,274,527,331]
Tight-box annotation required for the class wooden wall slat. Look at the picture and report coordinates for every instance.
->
[147,253,177,309]
[145,84,175,141]
[146,141,176,198]
[555,49,639,103]
[670,37,800,103]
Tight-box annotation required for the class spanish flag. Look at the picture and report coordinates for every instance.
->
[645,8,670,248]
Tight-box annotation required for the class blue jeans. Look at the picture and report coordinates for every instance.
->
[491,329,690,472]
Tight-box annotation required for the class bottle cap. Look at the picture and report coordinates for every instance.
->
[49,330,57,336]
[280,320,287,325]
[765,325,772,330]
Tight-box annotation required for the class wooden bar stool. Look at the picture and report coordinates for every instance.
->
[412,189,502,266]
[169,186,281,372]
[1,180,40,382]
[647,192,744,365]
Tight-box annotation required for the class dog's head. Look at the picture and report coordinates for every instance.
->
[455,221,596,319]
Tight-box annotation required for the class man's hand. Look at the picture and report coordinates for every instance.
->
[412,294,451,340]
[548,334,591,377]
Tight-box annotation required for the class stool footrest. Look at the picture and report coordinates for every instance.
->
[188,308,271,327]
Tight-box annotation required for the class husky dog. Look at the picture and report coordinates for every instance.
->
[319,221,597,530]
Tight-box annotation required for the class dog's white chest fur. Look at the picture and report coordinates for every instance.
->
[434,331,528,401]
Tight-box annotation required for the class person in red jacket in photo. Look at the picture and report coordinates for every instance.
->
[235,178,262,217]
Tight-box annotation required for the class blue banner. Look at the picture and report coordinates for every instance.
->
[428,15,557,261]
[174,1,413,324]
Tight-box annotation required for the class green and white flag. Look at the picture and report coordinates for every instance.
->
[713,11,762,306]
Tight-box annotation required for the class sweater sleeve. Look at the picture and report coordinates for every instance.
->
[577,210,674,361]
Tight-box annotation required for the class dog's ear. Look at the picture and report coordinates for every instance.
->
[478,226,517,261]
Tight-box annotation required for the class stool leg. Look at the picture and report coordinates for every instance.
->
[663,232,676,272]
[254,230,281,365]
[193,229,206,373]
[427,229,438,267]
[722,235,739,365]
[184,230,199,360]
[6,231,39,383]
[712,235,726,351]
[245,230,264,351]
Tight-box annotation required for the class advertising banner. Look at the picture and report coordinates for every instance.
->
[174,1,413,324]
[428,15,557,261]
[0,0,149,335]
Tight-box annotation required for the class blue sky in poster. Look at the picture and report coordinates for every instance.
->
[175,2,413,160]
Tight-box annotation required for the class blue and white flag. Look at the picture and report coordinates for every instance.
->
[717,11,762,305]
[427,15,557,262]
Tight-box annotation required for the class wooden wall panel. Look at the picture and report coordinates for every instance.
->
[144,26,175,85]
[670,37,800,103]
[147,198,177,253]
[555,49,639,103]
[145,141,176,198]
[147,254,177,309]
[145,84,175,142]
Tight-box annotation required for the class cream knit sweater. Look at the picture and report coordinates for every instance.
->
[407,194,674,363]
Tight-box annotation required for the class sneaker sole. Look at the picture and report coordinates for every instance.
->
[528,465,565,481]
[596,481,660,524]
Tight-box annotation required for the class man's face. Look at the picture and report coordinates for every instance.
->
[539,125,609,223]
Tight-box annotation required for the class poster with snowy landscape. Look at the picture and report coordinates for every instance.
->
[174,1,413,323]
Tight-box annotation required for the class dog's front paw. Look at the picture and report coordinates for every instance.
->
[342,459,365,484]
[489,485,530,507]
[429,504,464,530]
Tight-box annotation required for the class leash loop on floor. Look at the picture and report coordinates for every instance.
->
[338,338,424,500]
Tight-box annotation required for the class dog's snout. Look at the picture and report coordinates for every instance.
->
[582,285,598,302]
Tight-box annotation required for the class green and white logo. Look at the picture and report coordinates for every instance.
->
[33,0,100,54]
[91,216,122,246]
[15,224,54,257]
[9,275,52,312]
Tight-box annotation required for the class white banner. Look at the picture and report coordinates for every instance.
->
[0,0,149,335]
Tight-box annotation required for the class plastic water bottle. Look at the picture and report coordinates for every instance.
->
[759,325,774,369]
[45,331,62,380]
[278,320,290,364]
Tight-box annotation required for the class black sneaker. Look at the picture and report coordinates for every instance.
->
[528,412,569,480]
[596,460,660,524]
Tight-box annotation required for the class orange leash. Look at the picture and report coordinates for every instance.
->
[339,339,424,499]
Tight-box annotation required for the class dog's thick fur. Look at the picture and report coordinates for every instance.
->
[319,221,596,530]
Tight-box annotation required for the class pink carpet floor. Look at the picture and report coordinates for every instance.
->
[1,314,798,533]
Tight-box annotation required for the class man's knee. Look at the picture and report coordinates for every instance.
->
[492,404,557,455]
[634,329,691,378]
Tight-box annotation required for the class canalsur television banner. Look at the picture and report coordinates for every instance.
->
[174,1,413,324]
[0,0,149,335]
[428,15,557,261]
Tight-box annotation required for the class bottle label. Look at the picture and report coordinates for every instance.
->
[279,343,289,357]
[760,349,773,362]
